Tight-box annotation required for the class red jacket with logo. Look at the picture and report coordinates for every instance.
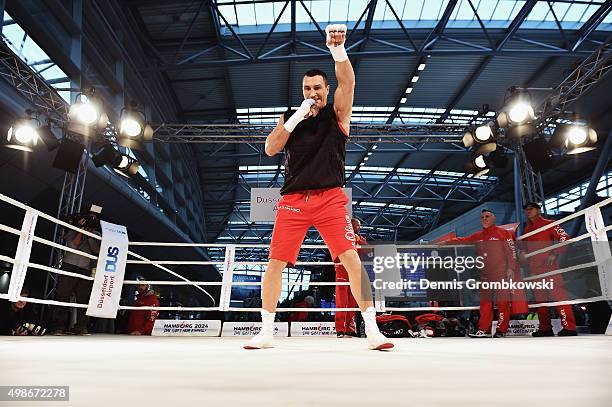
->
[448,225,528,313]
[127,290,160,335]
[448,225,517,279]
[523,215,569,273]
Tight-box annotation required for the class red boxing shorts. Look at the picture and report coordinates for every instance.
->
[269,187,356,265]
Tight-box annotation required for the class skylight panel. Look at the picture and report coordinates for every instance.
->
[491,0,522,20]
[421,0,448,20]
[275,2,291,24]
[296,2,312,24]
[550,2,572,21]
[310,0,331,22]
[237,3,257,25]
[526,2,552,21]
[402,0,425,20]
[561,3,592,22]
[2,11,70,102]
[373,1,388,21]
[330,0,350,22]
[453,0,476,20]
[218,5,238,25]
[348,0,369,22]
[255,3,275,25]
[476,0,498,21]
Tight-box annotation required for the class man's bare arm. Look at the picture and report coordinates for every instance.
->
[334,59,355,132]
[326,24,355,134]
[265,115,289,156]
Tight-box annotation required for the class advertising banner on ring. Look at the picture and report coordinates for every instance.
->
[221,322,289,337]
[584,205,612,300]
[86,221,129,318]
[8,210,37,302]
[250,188,352,222]
[492,319,562,336]
[290,322,337,336]
[152,320,221,336]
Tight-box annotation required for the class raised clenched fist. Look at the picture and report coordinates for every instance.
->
[325,24,347,48]
[325,24,348,62]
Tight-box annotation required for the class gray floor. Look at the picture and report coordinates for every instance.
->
[1,335,611,407]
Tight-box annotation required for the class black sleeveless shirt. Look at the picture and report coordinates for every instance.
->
[281,104,347,195]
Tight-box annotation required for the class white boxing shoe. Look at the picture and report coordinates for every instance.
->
[243,331,274,349]
[361,307,394,351]
[243,310,276,350]
[366,330,394,351]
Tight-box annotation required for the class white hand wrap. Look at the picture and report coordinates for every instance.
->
[325,24,348,62]
[283,99,316,133]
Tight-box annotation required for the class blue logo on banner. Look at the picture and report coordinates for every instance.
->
[105,247,119,273]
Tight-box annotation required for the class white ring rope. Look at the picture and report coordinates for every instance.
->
[122,280,351,286]
[518,196,612,240]
[522,258,610,281]
[384,306,480,311]
[523,224,612,258]
[118,306,219,311]
[0,223,22,236]
[124,280,223,286]
[32,235,98,260]
[125,260,337,266]
[1,192,609,315]
[0,192,102,241]
[0,254,16,264]
[26,262,95,280]
[20,296,88,308]
[528,296,606,308]
[0,192,216,306]
[127,249,216,306]
[126,260,223,265]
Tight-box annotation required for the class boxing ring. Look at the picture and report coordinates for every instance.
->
[1,192,611,407]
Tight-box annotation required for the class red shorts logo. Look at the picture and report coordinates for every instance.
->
[276,204,300,213]
[344,215,355,242]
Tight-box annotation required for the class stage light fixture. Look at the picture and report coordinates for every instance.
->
[568,126,588,145]
[462,122,496,148]
[508,102,534,125]
[496,89,535,130]
[550,123,597,155]
[464,154,490,177]
[475,124,494,142]
[92,143,140,177]
[118,104,153,150]
[68,91,108,138]
[5,112,40,152]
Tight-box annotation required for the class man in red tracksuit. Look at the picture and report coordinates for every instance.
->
[522,201,577,336]
[447,209,520,338]
[334,218,365,337]
[127,277,160,336]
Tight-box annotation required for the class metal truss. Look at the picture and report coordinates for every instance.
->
[349,172,498,204]
[514,142,546,211]
[140,0,604,73]
[152,123,466,143]
[515,35,612,211]
[536,36,612,134]
[43,154,89,301]
[0,40,68,121]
